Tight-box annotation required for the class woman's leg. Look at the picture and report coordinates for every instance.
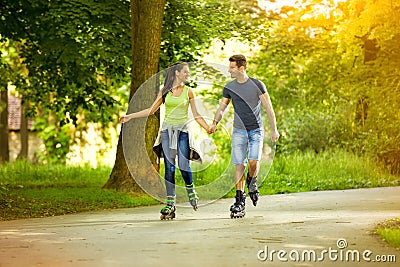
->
[177,132,198,209]
[161,130,176,199]
[177,132,193,185]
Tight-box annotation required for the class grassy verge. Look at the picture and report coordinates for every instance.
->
[260,149,400,195]
[171,149,400,197]
[1,149,399,221]
[377,218,400,249]
[0,161,158,221]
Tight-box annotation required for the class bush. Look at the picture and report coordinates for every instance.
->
[277,107,352,154]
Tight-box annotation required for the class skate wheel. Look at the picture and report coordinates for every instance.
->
[230,213,245,219]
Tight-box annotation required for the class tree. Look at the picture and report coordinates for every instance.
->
[160,0,268,66]
[339,0,400,173]
[250,0,351,153]
[0,87,9,163]
[0,0,129,120]
[1,0,131,163]
[104,0,270,194]
[0,42,17,163]
[103,0,166,193]
[250,0,400,174]
[17,98,28,159]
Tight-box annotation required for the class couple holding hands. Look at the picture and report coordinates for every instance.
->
[120,55,279,219]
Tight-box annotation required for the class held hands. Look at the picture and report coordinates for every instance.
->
[207,121,218,134]
[207,122,218,134]
[204,123,217,134]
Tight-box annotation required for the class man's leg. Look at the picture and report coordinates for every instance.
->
[232,128,248,189]
[247,160,260,206]
[247,128,264,206]
[230,128,248,218]
[234,164,246,191]
[248,159,260,178]
[230,163,246,218]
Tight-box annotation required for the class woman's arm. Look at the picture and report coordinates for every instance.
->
[120,91,163,123]
[188,88,210,132]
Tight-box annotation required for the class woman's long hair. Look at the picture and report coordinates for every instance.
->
[161,62,188,103]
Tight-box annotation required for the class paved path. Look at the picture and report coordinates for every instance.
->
[1,187,400,267]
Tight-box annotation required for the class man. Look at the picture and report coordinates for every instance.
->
[210,55,279,218]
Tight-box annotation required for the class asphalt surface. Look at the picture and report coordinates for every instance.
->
[1,187,400,267]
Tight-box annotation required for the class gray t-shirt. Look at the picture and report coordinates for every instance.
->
[223,77,267,130]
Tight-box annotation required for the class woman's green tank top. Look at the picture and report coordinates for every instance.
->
[164,86,189,126]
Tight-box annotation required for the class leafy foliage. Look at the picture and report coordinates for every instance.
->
[1,0,133,164]
[249,0,400,173]
[33,117,72,164]
[1,0,266,163]
[160,0,270,66]
[1,0,130,124]
[1,0,399,174]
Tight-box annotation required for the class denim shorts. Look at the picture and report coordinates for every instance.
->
[231,127,264,165]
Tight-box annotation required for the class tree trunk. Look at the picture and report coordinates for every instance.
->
[18,97,29,160]
[103,0,166,195]
[0,88,10,163]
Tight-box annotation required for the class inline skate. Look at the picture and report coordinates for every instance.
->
[246,173,259,206]
[230,190,246,219]
[186,184,198,211]
[160,195,176,220]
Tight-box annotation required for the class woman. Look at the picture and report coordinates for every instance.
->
[120,62,210,220]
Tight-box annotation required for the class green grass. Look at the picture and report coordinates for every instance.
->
[0,161,158,221]
[260,149,400,195]
[377,218,400,249]
[1,149,399,221]
[0,160,110,188]
[164,149,399,197]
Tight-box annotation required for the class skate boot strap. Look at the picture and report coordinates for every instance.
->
[165,195,176,205]
[161,204,176,215]
[234,199,245,206]
[247,177,258,193]
[186,183,195,190]
[188,192,198,200]
[246,174,258,184]
[186,184,198,197]
[246,172,257,181]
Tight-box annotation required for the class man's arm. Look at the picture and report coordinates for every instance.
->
[210,97,230,133]
[260,93,280,142]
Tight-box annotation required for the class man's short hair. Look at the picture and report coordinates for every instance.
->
[229,54,247,69]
